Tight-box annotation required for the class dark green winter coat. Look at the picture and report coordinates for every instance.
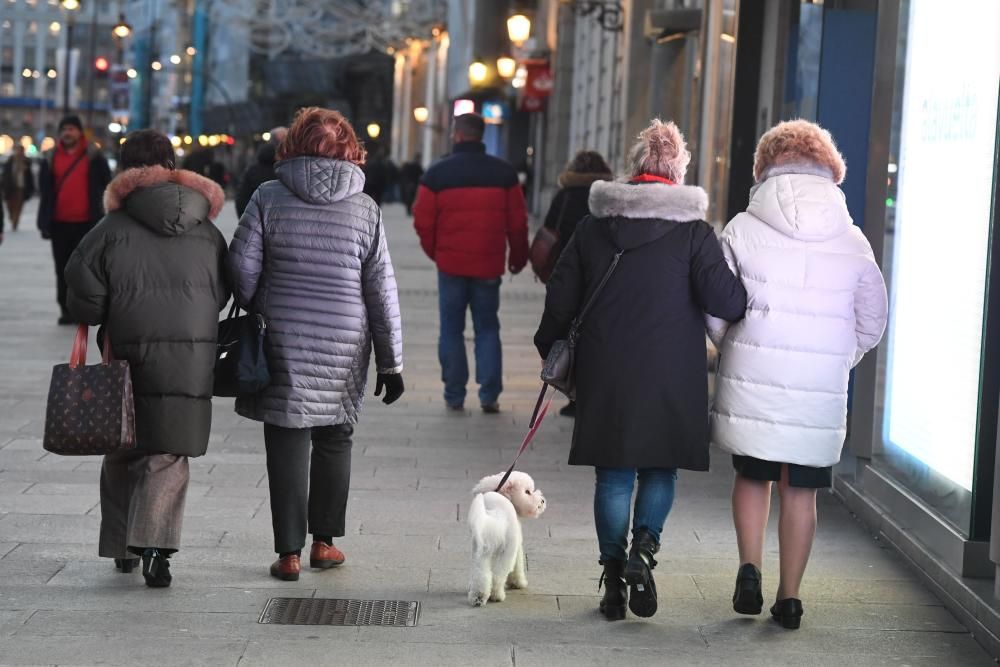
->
[65,166,229,457]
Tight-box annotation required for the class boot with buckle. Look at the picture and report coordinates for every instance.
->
[140,548,172,588]
[598,559,627,621]
[309,541,346,569]
[624,528,659,618]
[270,553,301,581]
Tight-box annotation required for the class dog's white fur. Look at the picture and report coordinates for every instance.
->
[467,471,546,607]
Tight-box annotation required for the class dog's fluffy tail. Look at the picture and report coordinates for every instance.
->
[468,492,488,533]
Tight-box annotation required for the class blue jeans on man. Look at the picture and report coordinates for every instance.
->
[594,467,678,562]
[437,271,503,408]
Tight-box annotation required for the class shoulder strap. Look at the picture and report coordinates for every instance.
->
[568,248,624,342]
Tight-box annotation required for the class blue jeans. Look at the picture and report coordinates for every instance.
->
[437,271,503,406]
[594,467,678,562]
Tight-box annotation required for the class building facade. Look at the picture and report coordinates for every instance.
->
[0,0,121,154]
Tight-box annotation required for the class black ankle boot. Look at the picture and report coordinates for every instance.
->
[770,598,803,629]
[732,563,763,614]
[114,558,139,574]
[140,549,172,588]
[598,559,627,621]
[624,529,659,618]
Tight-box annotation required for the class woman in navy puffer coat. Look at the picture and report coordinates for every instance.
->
[228,107,404,581]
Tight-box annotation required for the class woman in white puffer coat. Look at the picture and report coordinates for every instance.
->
[706,120,888,630]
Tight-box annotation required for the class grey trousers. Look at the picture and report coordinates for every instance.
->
[263,423,353,555]
[98,451,190,559]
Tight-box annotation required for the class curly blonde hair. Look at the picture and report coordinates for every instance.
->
[627,119,691,183]
[753,119,846,184]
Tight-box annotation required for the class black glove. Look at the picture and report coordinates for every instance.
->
[374,373,404,405]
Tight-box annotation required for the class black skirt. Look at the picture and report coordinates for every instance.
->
[731,455,832,489]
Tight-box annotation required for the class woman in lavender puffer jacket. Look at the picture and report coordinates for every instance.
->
[228,107,404,582]
[707,120,887,630]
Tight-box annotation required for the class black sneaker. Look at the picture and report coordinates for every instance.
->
[141,549,172,588]
[114,558,139,574]
[446,402,464,412]
[481,403,500,414]
[732,563,763,614]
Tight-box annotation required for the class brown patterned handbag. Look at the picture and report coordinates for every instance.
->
[43,325,136,455]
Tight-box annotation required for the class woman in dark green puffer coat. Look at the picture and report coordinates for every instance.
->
[65,129,229,588]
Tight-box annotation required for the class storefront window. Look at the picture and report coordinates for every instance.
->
[873,0,1000,533]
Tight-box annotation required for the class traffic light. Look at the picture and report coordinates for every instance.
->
[95,56,110,72]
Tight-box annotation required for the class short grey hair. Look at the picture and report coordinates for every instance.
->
[627,119,691,183]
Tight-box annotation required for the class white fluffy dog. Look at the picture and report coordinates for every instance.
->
[467,471,546,607]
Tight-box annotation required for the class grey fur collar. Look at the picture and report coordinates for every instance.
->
[758,161,834,183]
[588,180,708,222]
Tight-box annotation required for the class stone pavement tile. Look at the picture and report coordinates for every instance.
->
[0,515,223,550]
[205,484,271,498]
[0,585,309,614]
[178,496,266,520]
[0,609,32,638]
[0,493,97,515]
[0,542,17,558]
[13,609,257,640]
[358,519,467,537]
[0,456,81,472]
[699,622,992,663]
[0,439,43,451]
[0,638,247,666]
[0,481,32,494]
[239,639,514,667]
[0,558,65,585]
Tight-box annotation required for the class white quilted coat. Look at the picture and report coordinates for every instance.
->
[707,170,888,467]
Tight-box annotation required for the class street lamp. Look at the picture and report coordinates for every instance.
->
[112,14,132,40]
[60,0,81,115]
[468,60,489,87]
[366,123,382,139]
[497,56,517,79]
[413,106,429,123]
[507,14,531,46]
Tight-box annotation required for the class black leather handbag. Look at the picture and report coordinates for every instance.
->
[540,249,624,398]
[214,303,270,397]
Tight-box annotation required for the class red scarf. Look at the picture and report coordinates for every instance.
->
[631,174,675,185]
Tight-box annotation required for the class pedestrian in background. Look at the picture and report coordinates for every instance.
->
[235,126,287,218]
[707,120,887,630]
[363,144,390,206]
[412,113,529,413]
[399,153,424,216]
[64,129,229,588]
[228,107,404,582]
[537,149,613,418]
[36,115,112,325]
[2,144,36,232]
[534,119,747,621]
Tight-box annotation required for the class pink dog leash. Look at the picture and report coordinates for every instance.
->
[494,384,554,492]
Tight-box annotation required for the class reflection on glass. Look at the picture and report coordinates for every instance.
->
[873,0,1000,533]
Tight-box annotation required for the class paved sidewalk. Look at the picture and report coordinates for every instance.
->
[0,200,992,665]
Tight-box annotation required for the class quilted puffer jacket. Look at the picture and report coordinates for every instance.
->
[65,166,229,457]
[412,141,529,279]
[227,157,403,428]
[707,166,888,467]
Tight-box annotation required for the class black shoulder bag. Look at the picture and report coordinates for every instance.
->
[540,248,624,398]
[214,302,270,397]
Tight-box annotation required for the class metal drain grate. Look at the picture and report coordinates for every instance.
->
[258,597,420,627]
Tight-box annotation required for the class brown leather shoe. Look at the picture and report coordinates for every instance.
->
[310,541,346,569]
[270,554,300,581]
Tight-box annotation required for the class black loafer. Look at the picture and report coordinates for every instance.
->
[770,597,803,629]
[732,562,763,614]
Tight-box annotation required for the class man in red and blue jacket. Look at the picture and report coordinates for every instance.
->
[413,113,529,413]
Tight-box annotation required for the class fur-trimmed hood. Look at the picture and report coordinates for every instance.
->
[589,180,708,222]
[104,166,225,236]
[558,169,613,189]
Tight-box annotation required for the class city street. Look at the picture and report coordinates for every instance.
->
[0,200,992,665]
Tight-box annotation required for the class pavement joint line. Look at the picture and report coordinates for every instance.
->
[43,564,65,585]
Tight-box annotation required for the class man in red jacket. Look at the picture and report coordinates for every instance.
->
[413,113,529,413]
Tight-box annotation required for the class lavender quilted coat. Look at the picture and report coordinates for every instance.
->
[227,157,403,428]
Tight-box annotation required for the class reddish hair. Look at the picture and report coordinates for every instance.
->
[277,107,367,165]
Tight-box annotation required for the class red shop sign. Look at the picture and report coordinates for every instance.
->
[519,61,553,112]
